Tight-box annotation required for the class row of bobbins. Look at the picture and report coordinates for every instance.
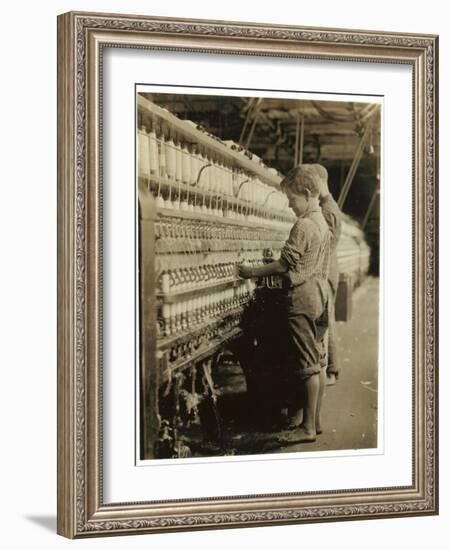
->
[158,280,257,337]
[158,258,265,294]
[137,118,293,227]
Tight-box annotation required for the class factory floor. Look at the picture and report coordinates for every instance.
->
[211,276,380,456]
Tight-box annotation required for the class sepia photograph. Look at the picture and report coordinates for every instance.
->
[137,88,381,461]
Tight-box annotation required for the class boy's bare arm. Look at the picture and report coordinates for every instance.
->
[238,260,287,279]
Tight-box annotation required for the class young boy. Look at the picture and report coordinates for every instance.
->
[312,163,342,385]
[238,165,331,443]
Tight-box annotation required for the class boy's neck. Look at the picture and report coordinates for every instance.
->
[308,196,320,211]
[298,196,320,219]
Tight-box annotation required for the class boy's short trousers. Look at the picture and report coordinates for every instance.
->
[283,278,329,382]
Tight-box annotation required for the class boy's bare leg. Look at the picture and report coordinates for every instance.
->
[315,368,326,434]
[301,373,319,436]
[326,298,340,385]
[286,407,303,430]
[277,374,319,444]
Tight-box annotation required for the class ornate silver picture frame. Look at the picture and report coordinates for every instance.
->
[57,11,438,538]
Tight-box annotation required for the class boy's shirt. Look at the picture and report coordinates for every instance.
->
[320,194,342,294]
[279,206,331,289]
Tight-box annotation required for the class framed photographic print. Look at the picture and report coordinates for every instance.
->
[57,11,438,538]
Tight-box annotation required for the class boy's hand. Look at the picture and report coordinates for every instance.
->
[238,265,254,279]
